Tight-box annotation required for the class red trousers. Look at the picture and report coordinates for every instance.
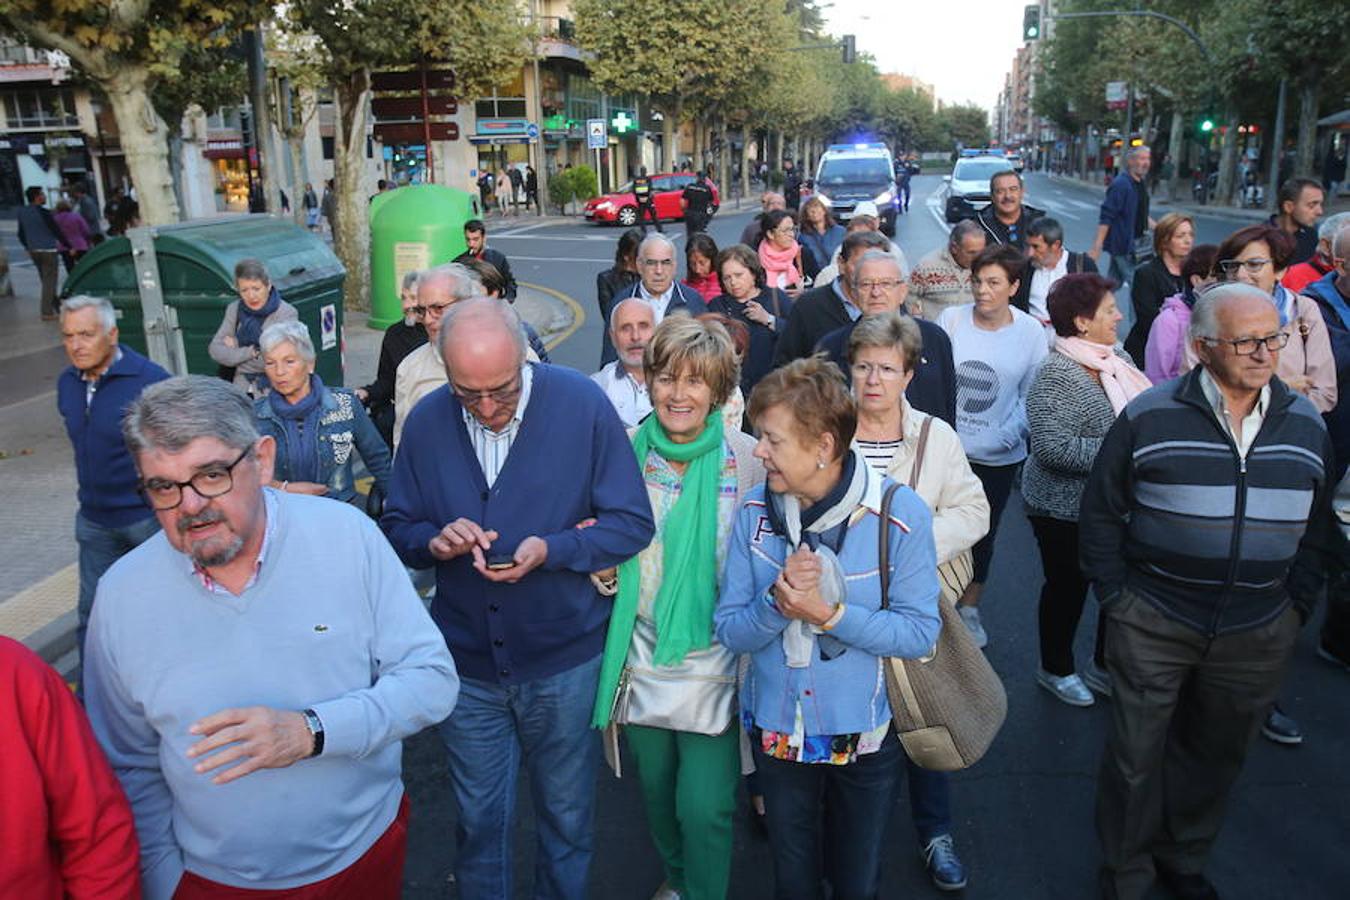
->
[174,795,409,900]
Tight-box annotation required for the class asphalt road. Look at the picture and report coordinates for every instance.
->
[398,175,1350,899]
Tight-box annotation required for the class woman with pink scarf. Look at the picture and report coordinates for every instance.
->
[757,209,803,294]
[1023,274,1151,707]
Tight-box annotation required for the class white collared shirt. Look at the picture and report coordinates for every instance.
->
[461,364,534,487]
[1199,368,1270,460]
[1028,251,1069,323]
[637,281,677,320]
[590,360,651,427]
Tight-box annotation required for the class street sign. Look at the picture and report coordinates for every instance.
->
[587,118,607,150]
[1105,81,1128,111]
[372,96,458,118]
[373,121,460,143]
[526,123,539,139]
[372,69,455,92]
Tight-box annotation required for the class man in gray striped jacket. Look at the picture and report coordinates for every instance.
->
[1079,283,1334,900]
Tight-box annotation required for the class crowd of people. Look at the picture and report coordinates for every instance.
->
[9,151,1350,900]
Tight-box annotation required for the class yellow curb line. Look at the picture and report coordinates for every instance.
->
[0,564,77,643]
[521,280,585,351]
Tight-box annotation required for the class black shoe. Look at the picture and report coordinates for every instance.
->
[1261,706,1303,746]
[1156,865,1220,900]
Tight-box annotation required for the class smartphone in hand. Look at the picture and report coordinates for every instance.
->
[486,553,518,571]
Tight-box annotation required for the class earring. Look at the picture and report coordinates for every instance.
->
[816,459,826,470]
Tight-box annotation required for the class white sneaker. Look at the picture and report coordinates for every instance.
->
[957,605,988,648]
[1036,669,1095,707]
[650,882,682,900]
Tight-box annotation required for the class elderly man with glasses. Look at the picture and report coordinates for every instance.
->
[601,232,707,366]
[382,298,654,900]
[1080,282,1333,900]
[83,375,459,900]
[812,249,957,427]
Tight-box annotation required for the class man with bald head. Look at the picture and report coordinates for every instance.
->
[381,298,654,900]
[591,297,656,426]
[1080,283,1333,900]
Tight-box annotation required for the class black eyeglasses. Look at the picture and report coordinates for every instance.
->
[1203,331,1290,356]
[451,375,522,409]
[139,447,251,511]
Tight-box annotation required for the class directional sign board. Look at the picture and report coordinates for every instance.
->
[587,118,607,150]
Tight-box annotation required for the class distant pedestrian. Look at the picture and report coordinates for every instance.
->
[494,168,512,214]
[53,199,91,273]
[1081,283,1332,900]
[455,218,518,301]
[1322,142,1345,199]
[477,170,493,211]
[302,182,320,230]
[525,164,540,211]
[207,258,299,398]
[71,181,104,245]
[320,179,337,235]
[797,196,845,284]
[57,294,169,677]
[508,165,523,209]
[16,185,63,320]
[381,298,655,900]
[682,232,721,303]
[1089,145,1156,325]
[85,374,459,900]
[781,159,802,210]
[1123,212,1193,365]
[104,186,128,237]
[680,169,715,236]
[633,167,661,233]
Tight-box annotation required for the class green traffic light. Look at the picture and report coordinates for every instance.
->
[1200,119,1215,133]
[1027,26,1038,38]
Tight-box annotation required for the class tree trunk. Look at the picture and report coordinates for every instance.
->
[1167,109,1185,201]
[717,117,729,200]
[1215,106,1240,206]
[740,124,751,204]
[104,70,179,224]
[662,96,681,172]
[167,131,186,216]
[1294,76,1319,178]
[333,70,372,312]
[287,132,307,227]
[245,27,282,213]
[691,117,703,171]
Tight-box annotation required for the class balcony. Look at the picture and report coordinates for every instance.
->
[537,16,588,62]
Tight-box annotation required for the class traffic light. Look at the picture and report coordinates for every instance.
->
[1199,116,1215,135]
[841,34,856,65]
[1023,5,1041,41]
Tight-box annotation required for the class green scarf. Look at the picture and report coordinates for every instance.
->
[591,410,725,729]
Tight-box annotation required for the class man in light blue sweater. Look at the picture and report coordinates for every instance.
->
[83,375,459,900]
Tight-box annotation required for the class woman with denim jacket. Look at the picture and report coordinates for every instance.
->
[715,356,941,900]
[253,320,390,506]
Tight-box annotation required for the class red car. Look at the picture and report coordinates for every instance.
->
[584,173,720,226]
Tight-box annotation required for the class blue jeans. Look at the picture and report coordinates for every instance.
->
[75,512,160,663]
[754,729,903,900]
[905,756,952,844]
[1107,252,1136,341]
[437,653,602,900]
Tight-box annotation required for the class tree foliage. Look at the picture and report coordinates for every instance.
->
[0,0,272,223]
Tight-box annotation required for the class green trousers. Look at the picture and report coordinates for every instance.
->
[625,724,740,900]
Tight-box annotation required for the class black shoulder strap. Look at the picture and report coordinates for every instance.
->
[877,482,902,611]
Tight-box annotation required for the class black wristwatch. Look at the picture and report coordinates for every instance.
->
[301,708,325,757]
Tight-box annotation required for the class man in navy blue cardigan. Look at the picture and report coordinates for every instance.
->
[56,295,169,675]
[381,298,654,900]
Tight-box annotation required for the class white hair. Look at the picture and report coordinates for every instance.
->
[60,295,116,333]
[637,232,677,261]
[1189,283,1273,341]
[259,320,316,361]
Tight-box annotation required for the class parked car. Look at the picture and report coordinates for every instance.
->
[942,154,1016,223]
[584,173,720,226]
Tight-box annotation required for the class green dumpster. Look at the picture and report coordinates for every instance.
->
[369,184,474,329]
[63,215,347,385]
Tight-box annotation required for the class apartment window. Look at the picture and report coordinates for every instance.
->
[3,88,78,128]
[475,70,527,119]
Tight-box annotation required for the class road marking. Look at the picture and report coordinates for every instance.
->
[493,234,616,242]
[521,280,585,351]
[494,222,550,236]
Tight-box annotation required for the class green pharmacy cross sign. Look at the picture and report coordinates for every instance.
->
[611,111,635,134]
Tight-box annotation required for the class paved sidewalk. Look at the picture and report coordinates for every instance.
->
[0,231,576,666]
[1048,173,1350,223]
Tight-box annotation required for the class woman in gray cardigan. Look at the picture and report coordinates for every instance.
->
[208,258,298,397]
[1024,274,1150,706]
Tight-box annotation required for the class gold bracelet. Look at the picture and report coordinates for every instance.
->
[820,603,846,631]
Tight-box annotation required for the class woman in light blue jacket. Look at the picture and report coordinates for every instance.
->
[714,356,940,900]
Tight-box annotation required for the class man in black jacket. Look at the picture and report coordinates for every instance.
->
[1080,283,1333,900]
[455,219,517,301]
[812,250,957,426]
[1014,216,1098,322]
[974,170,1043,251]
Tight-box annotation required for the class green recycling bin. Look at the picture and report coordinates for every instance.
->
[63,215,347,385]
[369,184,475,329]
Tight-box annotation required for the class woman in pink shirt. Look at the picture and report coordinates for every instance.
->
[53,199,91,273]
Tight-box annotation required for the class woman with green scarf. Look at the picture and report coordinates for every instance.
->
[592,314,764,900]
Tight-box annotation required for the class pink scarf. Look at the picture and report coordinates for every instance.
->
[1054,336,1152,414]
[758,239,802,289]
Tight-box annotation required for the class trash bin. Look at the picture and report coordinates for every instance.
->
[369,184,474,329]
[63,215,347,385]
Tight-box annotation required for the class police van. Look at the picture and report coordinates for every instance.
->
[812,143,899,236]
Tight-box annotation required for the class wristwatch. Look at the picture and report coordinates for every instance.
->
[301,708,325,757]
